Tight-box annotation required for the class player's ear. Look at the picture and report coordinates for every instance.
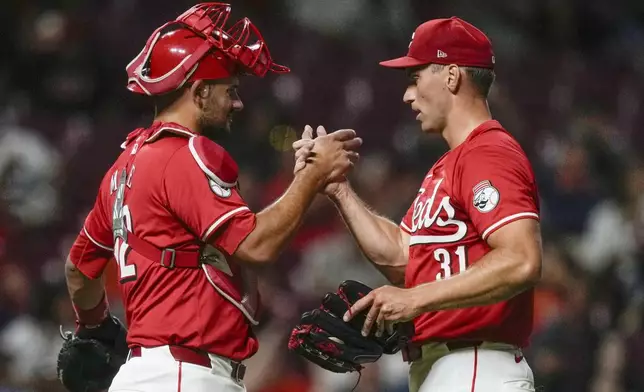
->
[446,64,461,94]
[190,80,210,108]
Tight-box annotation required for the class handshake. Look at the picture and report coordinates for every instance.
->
[291,125,362,195]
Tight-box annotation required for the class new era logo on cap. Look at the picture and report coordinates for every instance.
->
[380,17,495,69]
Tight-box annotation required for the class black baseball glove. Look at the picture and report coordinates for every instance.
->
[57,315,129,392]
[288,280,414,373]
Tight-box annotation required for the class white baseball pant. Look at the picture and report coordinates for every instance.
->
[108,346,246,392]
[408,342,535,392]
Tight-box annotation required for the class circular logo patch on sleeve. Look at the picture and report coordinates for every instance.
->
[209,179,232,198]
[472,180,499,213]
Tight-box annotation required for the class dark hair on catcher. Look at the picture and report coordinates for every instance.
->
[153,85,191,116]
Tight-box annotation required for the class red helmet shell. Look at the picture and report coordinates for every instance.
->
[126,3,289,96]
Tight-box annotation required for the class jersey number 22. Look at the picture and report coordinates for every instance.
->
[112,168,137,283]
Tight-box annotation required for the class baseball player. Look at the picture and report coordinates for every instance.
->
[63,3,361,392]
[294,17,541,392]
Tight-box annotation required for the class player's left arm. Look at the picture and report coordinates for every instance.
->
[415,217,541,311]
[345,218,541,337]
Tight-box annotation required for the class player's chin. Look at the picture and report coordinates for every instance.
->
[419,121,437,134]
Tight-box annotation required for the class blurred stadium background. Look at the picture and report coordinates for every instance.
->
[0,0,643,391]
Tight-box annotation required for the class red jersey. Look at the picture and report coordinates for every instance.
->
[400,120,539,347]
[69,121,259,361]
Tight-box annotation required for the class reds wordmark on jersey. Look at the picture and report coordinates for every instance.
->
[400,120,540,347]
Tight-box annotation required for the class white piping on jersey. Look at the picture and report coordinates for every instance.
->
[188,137,237,188]
[481,212,539,240]
[83,227,113,251]
[146,126,194,143]
[201,206,250,242]
[400,221,412,233]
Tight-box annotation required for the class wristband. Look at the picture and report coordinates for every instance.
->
[73,293,109,327]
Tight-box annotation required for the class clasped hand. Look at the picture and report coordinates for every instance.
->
[292,125,361,193]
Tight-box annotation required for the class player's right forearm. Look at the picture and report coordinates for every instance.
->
[235,167,323,264]
[329,185,407,284]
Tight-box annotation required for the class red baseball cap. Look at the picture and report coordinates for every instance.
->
[380,17,495,69]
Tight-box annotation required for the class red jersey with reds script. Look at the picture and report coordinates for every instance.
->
[68,121,258,361]
[400,120,539,347]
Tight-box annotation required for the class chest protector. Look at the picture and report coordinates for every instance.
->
[114,123,259,325]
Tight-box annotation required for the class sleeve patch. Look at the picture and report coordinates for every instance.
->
[209,180,233,198]
[472,180,500,213]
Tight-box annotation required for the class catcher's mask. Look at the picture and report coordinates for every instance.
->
[126,2,290,95]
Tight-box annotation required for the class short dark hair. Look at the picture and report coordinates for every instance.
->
[428,64,495,98]
[428,63,445,73]
[153,85,191,115]
[463,67,495,98]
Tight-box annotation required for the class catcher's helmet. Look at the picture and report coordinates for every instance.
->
[126,2,289,95]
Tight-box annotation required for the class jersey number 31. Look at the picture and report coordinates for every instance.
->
[434,245,468,281]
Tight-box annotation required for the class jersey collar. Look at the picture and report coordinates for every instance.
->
[145,121,197,142]
[432,120,505,166]
[121,121,198,149]
[462,120,504,144]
